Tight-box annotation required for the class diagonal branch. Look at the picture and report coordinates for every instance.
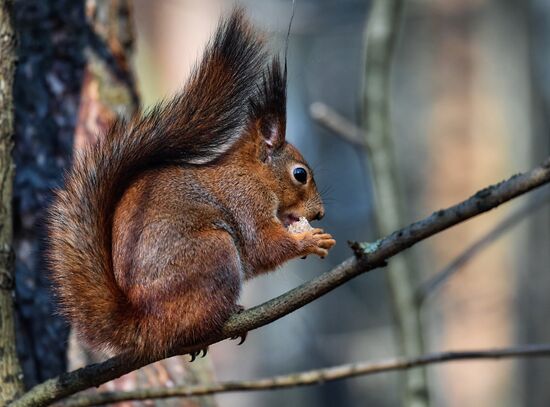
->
[63,343,550,406]
[9,157,550,407]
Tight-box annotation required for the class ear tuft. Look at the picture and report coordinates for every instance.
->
[250,56,287,153]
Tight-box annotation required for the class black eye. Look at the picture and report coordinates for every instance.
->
[293,167,308,184]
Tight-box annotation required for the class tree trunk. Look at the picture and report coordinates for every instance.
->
[0,0,25,402]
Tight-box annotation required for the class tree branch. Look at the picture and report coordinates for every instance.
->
[62,343,550,406]
[9,157,550,407]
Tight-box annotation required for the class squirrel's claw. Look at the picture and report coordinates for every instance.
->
[231,332,248,345]
[230,305,248,345]
[189,347,209,362]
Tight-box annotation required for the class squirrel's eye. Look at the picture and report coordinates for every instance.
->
[293,167,308,184]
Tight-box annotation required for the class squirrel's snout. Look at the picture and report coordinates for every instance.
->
[313,210,324,221]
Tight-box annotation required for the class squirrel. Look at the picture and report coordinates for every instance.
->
[47,8,336,360]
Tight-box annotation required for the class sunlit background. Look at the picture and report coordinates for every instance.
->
[84,0,549,405]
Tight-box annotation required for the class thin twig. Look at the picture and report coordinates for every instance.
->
[9,157,550,407]
[63,343,550,406]
[416,188,550,305]
[309,102,367,149]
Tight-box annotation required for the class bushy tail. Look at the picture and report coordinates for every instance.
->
[47,9,265,356]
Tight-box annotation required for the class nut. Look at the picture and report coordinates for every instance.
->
[288,217,313,234]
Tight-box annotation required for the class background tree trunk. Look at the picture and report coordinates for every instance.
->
[361,1,429,405]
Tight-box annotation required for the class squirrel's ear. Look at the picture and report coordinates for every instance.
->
[257,114,285,153]
[250,57,287,157]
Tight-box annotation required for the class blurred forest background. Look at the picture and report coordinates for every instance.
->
[10,0,550,406]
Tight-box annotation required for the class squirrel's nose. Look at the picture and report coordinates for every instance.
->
[314,210,324,221]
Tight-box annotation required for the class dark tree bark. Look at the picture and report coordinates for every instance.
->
[12,0,87,387]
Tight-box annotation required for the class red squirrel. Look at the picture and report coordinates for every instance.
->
[48,9,335,360]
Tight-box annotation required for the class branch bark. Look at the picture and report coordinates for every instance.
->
[8,157,550,407]
[0,0,24,403]
[62,343,550,406]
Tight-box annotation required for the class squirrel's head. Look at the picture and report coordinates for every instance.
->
[250,58,325,227]
[269,143,324,227]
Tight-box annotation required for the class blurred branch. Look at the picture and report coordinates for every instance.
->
[0,0,24,403]
[416,189,550,305]
[360,0,429,405]
[9,157,550,407]
[309,102,367,149]
[63,343,550,406]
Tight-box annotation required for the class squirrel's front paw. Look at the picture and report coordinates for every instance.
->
[295,228,336,259]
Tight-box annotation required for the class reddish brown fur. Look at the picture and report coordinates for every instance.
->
[48,9,335,360]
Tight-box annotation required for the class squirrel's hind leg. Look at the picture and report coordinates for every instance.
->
[124,228,244,358]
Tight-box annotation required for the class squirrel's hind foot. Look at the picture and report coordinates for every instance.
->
[231,331,247,345]
[230,304,248,345]
[189,347,209,362]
